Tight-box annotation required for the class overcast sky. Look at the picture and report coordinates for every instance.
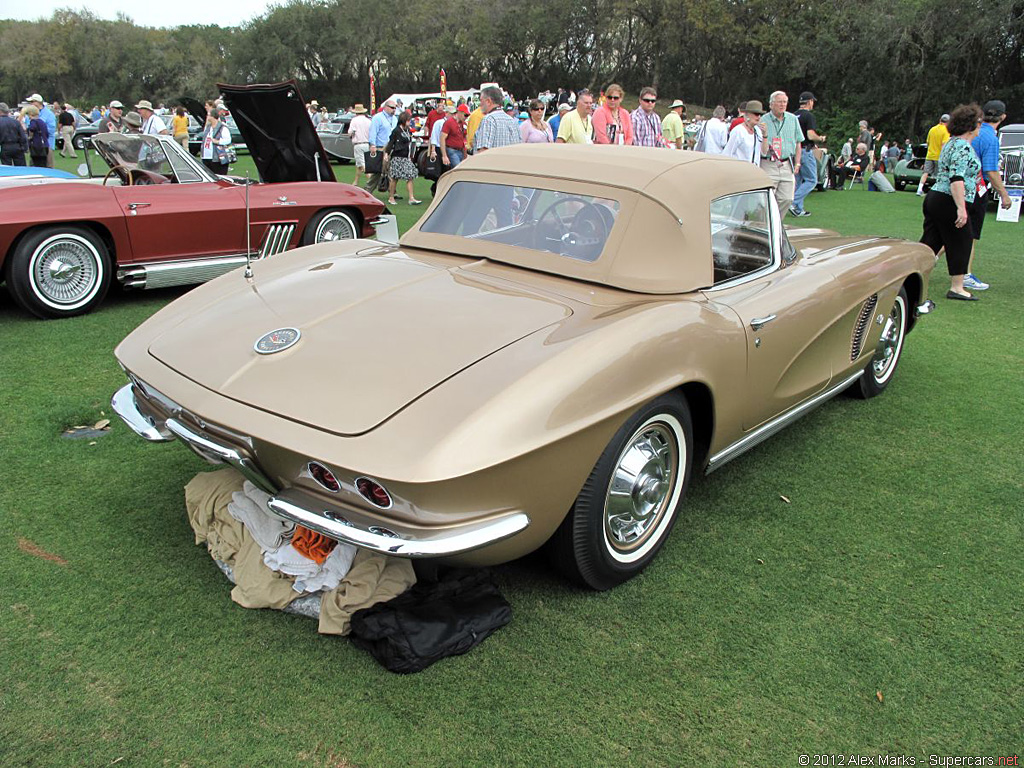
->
[0,0,279,28]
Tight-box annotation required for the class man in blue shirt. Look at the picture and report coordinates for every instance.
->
[27,94,56,168]
[365,100,398,194]
[965,99,1013,291]
[548,102,570,137]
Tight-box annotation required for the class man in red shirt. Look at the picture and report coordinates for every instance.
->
[441,104,469,167]
[425,100,447,137]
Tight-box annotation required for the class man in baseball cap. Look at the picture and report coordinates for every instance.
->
[26,92,56,166]
[99,100,125,133]
[963,99,1012,291]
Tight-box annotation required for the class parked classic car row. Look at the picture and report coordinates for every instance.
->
[1,82,392,319]
[112,142,937,591]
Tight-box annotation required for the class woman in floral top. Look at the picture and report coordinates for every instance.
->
[920,103,984,300]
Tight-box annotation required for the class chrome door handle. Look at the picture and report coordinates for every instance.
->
[750,314,777,331]
[127,202,151,210]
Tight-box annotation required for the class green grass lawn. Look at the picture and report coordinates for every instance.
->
[1,157,1021,767]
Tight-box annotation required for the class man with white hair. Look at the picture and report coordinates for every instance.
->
[696,105,729,154]
[759,91,804,217]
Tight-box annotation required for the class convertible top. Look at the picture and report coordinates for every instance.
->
[401,144,771,294]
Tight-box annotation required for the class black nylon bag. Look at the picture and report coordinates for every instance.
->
[349,569,512,674]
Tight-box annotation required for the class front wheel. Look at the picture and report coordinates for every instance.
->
[301,208,359,246]
[549,393,693,590]
[894,179,906,191]
[852,287,908,399]
[6,226,112,319]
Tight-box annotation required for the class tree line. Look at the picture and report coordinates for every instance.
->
[1,0,1021,149]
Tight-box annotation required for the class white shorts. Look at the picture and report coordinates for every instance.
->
[353,142,369,169]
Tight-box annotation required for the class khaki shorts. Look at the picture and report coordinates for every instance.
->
[922,159,939,175]
[353,142,369,169]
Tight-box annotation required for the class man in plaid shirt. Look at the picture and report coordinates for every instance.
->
[631,87,665,148]
[473,86,521,153]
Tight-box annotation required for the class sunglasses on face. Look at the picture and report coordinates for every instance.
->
[607,95,621,100]
[531,106,543,110]
[641,98,656,103]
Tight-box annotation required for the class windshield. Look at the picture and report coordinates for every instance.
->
[420,180,621,262]
[1000,130,1024,150]
[92,134,208,183]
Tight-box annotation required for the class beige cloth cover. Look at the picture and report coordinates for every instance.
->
[183,469,416,633]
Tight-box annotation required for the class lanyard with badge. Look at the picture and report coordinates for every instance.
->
[764,113,786,161]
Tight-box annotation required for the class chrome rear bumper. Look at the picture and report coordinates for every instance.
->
[267,489,530,558]
[112,382,530,558]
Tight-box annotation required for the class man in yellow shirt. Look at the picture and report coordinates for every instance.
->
[556,89,594,144]
[465,105,485,153]
[918,113,950,195]
[662,99,685,149]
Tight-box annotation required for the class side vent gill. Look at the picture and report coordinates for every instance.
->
[259,224,296,258]
[851,294,878,361]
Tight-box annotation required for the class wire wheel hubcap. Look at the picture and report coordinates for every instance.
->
[315,213,356,242]
[604,420,680,561]
[30,234,102,309]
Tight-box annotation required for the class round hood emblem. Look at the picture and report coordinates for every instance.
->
[254,327,301,354]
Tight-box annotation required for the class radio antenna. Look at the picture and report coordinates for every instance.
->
[244,170,253,279]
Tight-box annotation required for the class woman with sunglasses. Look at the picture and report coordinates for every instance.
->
[519,100,554,143]
[592,84,633,145]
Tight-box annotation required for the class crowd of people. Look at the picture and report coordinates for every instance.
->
[0,91,242,176]
[2,84,1013,304]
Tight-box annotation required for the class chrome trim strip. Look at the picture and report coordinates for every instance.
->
[267,495,531,558]
[705,370,865,474]
[164,417,278,495]
[117,254,252,289]
[110,383,173,441]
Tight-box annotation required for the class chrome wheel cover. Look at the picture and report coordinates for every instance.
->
[871,295,906,385]
[603,414,685,564]
[29,233,103,311]
[314,212,357,242]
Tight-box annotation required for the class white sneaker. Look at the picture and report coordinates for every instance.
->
[963,274,989,291]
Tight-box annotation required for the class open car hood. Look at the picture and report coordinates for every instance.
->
[146,250,571,436]
[219,80,335,184]
[178,97,208,129]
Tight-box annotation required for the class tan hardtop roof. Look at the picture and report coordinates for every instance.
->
[401,144,773,294]
[452,144,768,219]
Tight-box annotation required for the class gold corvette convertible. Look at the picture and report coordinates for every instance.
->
[112,145,936,590]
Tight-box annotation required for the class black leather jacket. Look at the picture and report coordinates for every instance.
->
[0,115,28,154]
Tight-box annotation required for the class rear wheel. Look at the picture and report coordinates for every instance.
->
[6,226,112,319]
[852,287,908,399]
[550,393,693,590]
[301,209,359,245]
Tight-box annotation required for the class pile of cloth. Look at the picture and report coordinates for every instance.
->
[183,469,512,672]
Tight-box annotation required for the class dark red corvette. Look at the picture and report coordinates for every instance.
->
[0,82,391,319]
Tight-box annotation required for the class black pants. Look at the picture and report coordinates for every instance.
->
[1,151,26,166]
[203,159,229,175]
[30,153,48,167]
[921,190,972,276]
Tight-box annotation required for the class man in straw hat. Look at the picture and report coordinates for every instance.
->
[135,100,168,135]
[347,103,372,186]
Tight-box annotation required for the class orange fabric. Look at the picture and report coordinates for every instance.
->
[291,526,337,564]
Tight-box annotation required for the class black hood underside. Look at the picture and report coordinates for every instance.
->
[219,80,335,184]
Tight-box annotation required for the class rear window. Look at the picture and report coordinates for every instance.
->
[420,181,621,262]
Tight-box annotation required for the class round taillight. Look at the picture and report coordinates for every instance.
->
[356,476,392,509]
[307,462,340,492]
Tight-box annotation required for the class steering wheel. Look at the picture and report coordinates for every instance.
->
[533,198,609,261]
[102,164,134,186]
